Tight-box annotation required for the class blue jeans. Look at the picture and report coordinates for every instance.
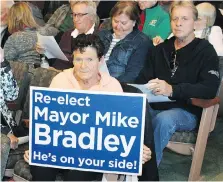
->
[149,106,198,165]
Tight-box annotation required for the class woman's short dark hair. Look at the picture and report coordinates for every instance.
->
[72,34,105,60]
[110,1,140,28]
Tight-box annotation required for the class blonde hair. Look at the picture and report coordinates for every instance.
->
[7,2,38,34]
[170,1,198,21]
[70,1,97,23]
[70,1,97,15]
[196,3,216,27]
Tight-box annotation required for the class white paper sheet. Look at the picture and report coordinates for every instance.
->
[37,33,69,61]
[128,84,174,103]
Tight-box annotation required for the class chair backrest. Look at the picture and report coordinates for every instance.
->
[21,68,59,119]
[7,61,30,111]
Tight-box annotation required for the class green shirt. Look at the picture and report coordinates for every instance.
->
[58,9,74,32]
[142,4,171,40]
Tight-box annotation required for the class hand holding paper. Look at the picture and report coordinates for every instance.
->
[37,33,68,61]
[147,78,173,97]
[128,83,174,103]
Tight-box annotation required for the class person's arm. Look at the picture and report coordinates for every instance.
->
[172,46,220,100]
[134,46,156,84]
[208,26,223,56]
[117,37,153,83]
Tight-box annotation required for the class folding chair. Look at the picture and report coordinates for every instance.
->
[167,82,222,181]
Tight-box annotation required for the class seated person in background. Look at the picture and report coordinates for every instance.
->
[159,1,173,13]
[0,47,19,149]
[194,1,223,30]
[26,1,45,26]
[0,0,14,48]
[98,1,153,83]
[138,0,171,45]
[164,2,223,56]
[1,48,29,179]
[135,1,220,165]
[26,34,156,181]
[1,47,19,179]
[38,3,74,38]
[4,2,41,68]
[52,1,99,70]
[195,2,223,56]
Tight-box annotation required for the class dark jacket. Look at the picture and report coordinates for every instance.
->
[136,37,220,118]
[98,29,153,83]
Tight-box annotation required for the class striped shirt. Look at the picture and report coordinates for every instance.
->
[104,34,120,62]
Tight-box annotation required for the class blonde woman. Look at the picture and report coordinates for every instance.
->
[4,2,41,67]
[195,2,223,56]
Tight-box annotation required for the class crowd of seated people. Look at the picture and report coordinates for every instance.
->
[1,0,222,181]
[138,0,171,45]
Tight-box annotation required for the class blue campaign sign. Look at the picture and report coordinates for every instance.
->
[29,86,146,175]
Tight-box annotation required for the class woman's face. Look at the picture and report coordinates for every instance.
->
[194,15,207,30]
[112,13,136,39]
[171,6,195,40]
[73,47,100,82]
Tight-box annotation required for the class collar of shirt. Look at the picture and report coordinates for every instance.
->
[71,24,95,38]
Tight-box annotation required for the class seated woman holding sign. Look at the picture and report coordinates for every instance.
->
[24,34,158,181]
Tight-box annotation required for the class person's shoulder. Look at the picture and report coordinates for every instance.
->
[211,26,223,34]
[132,30,152,44]
[194,38,218,57]
[157,4,170,18]
[52,68,70,79]
[50,68,72,87]
[98,29,111,37]
[100,73,123,92]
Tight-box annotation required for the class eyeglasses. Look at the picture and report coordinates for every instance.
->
[170,51,179,76]
[73,58,95,65]
[71,13,88,19]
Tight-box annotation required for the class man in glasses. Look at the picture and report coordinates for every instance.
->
[135,1,220,166]
[51,1,99,70]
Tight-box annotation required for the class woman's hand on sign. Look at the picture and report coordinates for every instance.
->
[24,150,29,163]
[142,145,152,164]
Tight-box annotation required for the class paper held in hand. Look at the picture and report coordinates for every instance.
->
[37,33,69,61]
[128,84,175,103]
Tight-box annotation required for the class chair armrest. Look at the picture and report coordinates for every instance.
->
[191,97,220,108]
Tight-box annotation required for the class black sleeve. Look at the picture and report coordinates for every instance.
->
[135,46,156,84]
[172,46,220,100]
